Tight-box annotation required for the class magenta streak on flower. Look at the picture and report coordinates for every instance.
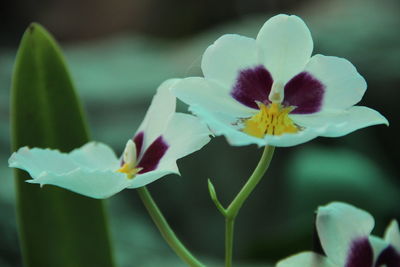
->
[231,65,273,109]
[345,237,373,267]
[283,72,325,114]
[8,79,211,199]
[135,133,169,174]
[133,131,144,158]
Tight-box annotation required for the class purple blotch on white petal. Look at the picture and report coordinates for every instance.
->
[133,131,144,158]
[231,65,273,109]
[345,237,373,267]
[375,245,400,267]
[137,136,169,174]
[284,71,325,114]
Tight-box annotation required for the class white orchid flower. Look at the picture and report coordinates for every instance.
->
[172,14,388,147]
[276,202,400,267]
[8,79,211,199]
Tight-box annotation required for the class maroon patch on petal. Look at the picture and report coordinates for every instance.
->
[375,245,400,267]
[231,65,273,109]
[133,131,144,158]
[284,72,325,114]
[345,237,373,267]
[137,136,169,174]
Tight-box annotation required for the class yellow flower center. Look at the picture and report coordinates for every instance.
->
[242,103,299,138]
[117,163,141,179]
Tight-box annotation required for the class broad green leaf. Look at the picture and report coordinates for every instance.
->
[11,23,114,267]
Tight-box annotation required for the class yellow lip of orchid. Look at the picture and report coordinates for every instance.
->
[242,102,299,138]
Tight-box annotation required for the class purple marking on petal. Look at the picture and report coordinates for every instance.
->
[231,65,273,109]
[345,237,373,267]
[284,72,325,114]
[375,245,400,267]
[137,136,169,174]
[133,131,144,158]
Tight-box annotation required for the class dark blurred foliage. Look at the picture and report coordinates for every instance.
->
[1,0,400,266]
[1,0,310,45]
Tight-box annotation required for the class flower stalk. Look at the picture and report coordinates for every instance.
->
[137,186,205,267]
[209,145,275,267]
[226,146,275,219]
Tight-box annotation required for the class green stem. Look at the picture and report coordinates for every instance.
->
[137,187,205,267]
[225,218,234,267]
[226,146,275,218]
[224,145,275,266]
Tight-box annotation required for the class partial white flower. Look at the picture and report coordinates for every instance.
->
[375,220,400,266]
[172,14,388,147]
[276,202,400,267]
[8,79,211,199]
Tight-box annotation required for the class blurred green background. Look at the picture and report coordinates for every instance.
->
[1,0,399,266]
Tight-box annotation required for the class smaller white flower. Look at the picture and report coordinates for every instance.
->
[8,79,211,199]
[276,202,400,267]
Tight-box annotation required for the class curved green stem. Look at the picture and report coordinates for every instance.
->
[226,146,275,218]
[224,145,275,267]
[137,187,205,267]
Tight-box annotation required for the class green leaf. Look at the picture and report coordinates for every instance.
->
[10,23,115,267]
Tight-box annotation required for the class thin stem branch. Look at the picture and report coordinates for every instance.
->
[223,145,275,266]
[137,187,205,267]
[226,146,275,219]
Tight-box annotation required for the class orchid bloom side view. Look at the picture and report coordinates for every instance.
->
[9,79,211,266]
[276,202,400,267]
[8,13,391,267]
[9,79,211,199]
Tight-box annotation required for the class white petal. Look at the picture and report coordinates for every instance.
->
[9,147,80,177]
[276,252,336,267]
[8,143,126,198]
[162,113,211,159]
[263,128,321,147]
[316,202,375,266]
[70,142,120,170]
[127,168,177,189]
[290,106,388,138]
[304,55,367,111]
[189,105,266,147]
[172,77,254,118]
[137,79,178,150]
[256,14,313,84]
[384,220,400,251]
[201,34,259,88]
[28,169,131,199]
